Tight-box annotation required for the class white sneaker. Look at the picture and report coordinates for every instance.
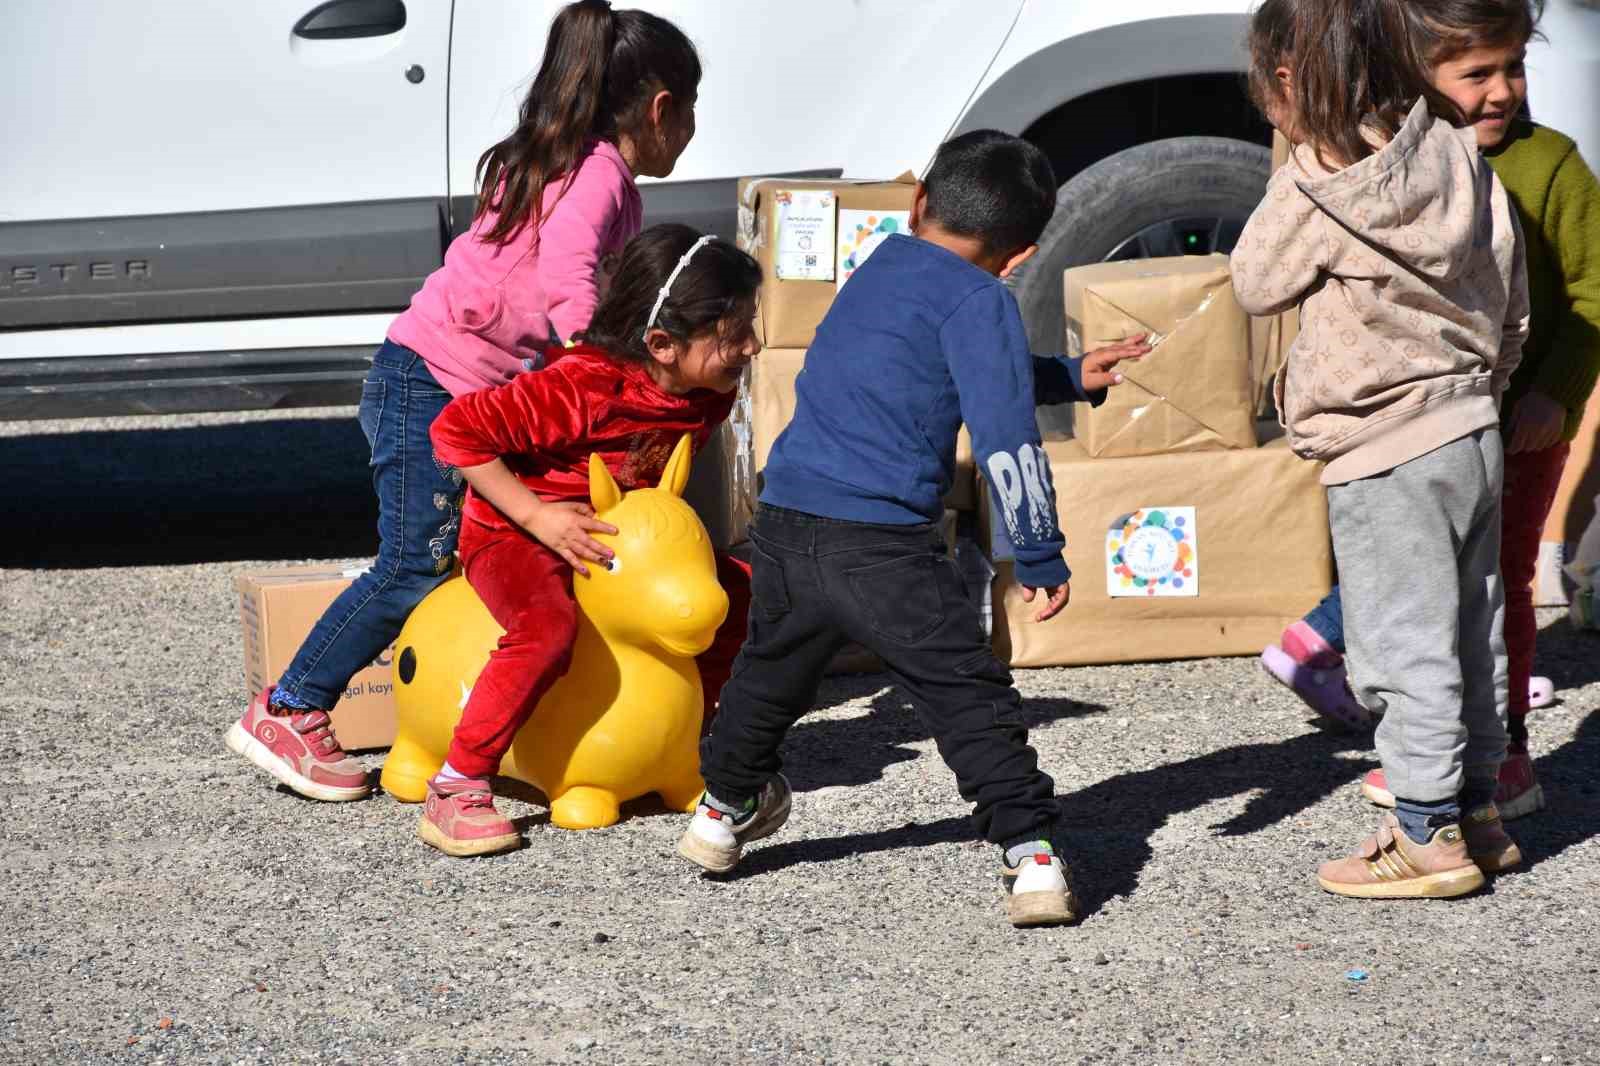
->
[676,774,793,874]
[1001,848,1078,927]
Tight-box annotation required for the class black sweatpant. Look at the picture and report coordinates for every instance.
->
[700,504,1059,850]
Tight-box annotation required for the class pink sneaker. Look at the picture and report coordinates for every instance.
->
[225,686,371,802]
[1260,645,1373,730]
[1528,676,1556,710]
[1360,749,1546,821]
[417,775,522,857]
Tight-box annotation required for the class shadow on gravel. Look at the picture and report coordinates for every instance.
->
[739,721,1377,918]
[1,417,376,568]
[1519,706,1600,871]
[779,678,1108,795]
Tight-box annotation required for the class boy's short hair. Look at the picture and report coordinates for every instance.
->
[922,130,1058,256]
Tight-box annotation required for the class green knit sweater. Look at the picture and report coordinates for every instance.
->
[1486,121,1600,441]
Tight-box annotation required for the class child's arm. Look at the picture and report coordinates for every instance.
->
[1229,170,1326,317]
[1033,336,1151,406]
[946,285,1071,621]
[1494,208,1531,406]
[430,371,618,574]
[530,162,633,342]
[1533,147,1600,417]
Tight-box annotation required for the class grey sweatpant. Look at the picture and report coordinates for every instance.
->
[1327,429,1508,804]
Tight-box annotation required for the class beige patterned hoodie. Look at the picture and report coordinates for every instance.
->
[1231,98,1529,485]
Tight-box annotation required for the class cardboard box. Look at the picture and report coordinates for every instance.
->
[237,566,398,750]
[737,174,918,349]
[1533,388,1600,605]
[981,435,1333,667]
[1065,255,1257,457]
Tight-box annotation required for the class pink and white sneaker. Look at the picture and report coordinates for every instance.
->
[417,775,522,857]
[1360,748,1546,821]
[226,686,372,802]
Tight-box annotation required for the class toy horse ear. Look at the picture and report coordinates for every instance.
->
[589,453,623,513]
[657,433,694,498]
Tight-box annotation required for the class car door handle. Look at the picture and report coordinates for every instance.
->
[293,0,406,40]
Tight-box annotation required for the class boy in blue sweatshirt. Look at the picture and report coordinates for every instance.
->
[677,130,1148,927]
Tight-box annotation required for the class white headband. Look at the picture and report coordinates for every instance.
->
[644,235,715,333]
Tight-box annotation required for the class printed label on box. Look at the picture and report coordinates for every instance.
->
[1107,507,1198,597]
[775,189,837,281]
[837,208,909,291]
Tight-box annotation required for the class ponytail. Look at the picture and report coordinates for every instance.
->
[474,1,701,246]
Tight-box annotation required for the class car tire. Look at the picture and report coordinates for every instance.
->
[1012,135,1272,353]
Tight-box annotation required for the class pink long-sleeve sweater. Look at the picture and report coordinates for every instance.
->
[389,138,643,397]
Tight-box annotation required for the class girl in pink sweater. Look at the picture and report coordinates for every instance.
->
[227,0,701,804]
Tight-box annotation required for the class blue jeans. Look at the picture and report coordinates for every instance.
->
[275,340,464,710]
[1304,585,1345,654]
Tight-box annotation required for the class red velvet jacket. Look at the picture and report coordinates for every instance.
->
[429,344,736,532]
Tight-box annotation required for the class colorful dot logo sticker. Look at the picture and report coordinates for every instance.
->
[836,208,910,291]
[1106,507,1198,598]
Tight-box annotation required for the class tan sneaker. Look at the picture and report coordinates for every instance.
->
[417,775,522,857]
[1461,804,1522,873]
[1317,814,1485,899]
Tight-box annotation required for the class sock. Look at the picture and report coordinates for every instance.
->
[436,761,471,784]
[269,686,317,713]
[1460,776,1497,812]
[700,788,755,823]
[1394,796,1461,845]
[1508,715,1530,751]
[1003,838,1055,868]
[1281,621,1343,669]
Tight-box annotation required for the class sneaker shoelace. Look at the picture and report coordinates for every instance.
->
[290,712,341,758]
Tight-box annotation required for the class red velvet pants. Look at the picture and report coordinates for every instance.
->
[445,521,751,779]
[1502,442,1571,731]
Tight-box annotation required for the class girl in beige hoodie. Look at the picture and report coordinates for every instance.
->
[1231,0,1529,901]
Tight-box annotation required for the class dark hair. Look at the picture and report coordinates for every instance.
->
[474,1,701,245]
[1245,0,1298,123]
[1247,0,1465,169]
[578,224,762,364]
[1398,0,1544,63]
[921,130,1057,256]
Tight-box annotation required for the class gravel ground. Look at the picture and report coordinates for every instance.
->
[2,408,1598,1065]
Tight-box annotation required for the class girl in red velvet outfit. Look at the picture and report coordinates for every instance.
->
[420,224,762,855]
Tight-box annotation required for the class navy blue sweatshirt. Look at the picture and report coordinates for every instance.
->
[761,234,1104,588]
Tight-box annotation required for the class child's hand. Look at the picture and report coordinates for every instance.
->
[1081,334,1152,391]
[1020,581,1071,622]
[1507,391,1565,454]
[522,501,619,576]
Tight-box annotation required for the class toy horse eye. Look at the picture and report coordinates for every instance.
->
[604,556,621,573]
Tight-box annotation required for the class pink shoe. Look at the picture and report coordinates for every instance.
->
[225,686,371,802]
[417,775,522,857]
[1260,645,1374,730]
[1528,676,1555,710]
[1360,749,1546,821]
[1493,749,1546,820]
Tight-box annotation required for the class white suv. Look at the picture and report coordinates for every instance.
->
[3,0,1597,418]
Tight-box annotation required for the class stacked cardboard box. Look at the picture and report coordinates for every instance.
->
[979,250,1334,668]
[687,174,979,553]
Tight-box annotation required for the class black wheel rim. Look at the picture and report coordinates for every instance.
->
[1103,215,1248,261]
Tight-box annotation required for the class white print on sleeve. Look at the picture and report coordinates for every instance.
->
[986,445,1057,546]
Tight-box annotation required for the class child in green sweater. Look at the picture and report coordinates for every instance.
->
[1262,0,1600,828]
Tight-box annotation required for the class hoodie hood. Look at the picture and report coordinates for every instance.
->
[1290,98,1489,282]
